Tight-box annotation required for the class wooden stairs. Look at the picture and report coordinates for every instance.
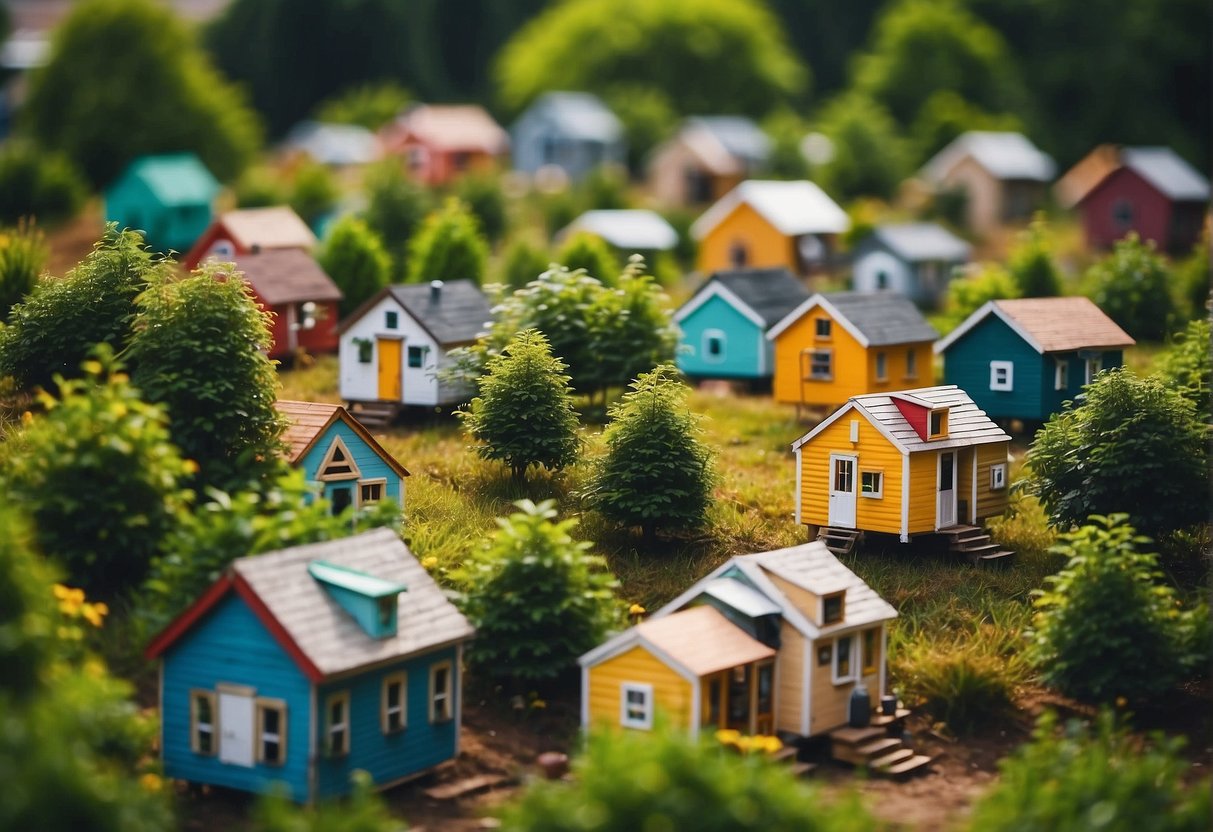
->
[938,525,1015,567]
[769,743,817,778]
[347,401,401,430]
[829,724,931,779]
[817,526,862,557]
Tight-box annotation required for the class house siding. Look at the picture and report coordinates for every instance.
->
[799,414,905,534]
[297,419,404,509]
[106,177,212,254]
[851,248,912,300]
[775,622,806,734]
[338,295,448,407]
[586,646,694,732]
[940,315,1043,420]
[1037,349,1124,418]
[676,294,767,379]
[1080,167,1195,252]
[906,452,938,533]
[975,442,1011,521]
[807,629,881,736]
[161,594,312,800]
[697,201,797,275]
[772,307,870,407]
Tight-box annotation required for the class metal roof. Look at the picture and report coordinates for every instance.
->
[522,91,623,142]
[558,209,678,251]
[120,153,219,206]
[923,131,1056,183]
[1120,147,1210,201]
[691,180,851,240]
[868,222,971,263]
[386,279,493,346]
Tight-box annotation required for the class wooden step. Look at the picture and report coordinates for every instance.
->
[870,708,911,728]
[882,754,933,778]
[769,746,799,763]
[869,748,914,770]
[790,761,816,778]
[856,738,902,759]
[830,725,887,746]
[976,550,1016,567]
[958,541,1000,556]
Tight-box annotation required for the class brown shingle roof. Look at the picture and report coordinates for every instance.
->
[995,297,1135,352]
[232,248,342,306]
[274,400,409,477]
[220,206,318,251]
[637,605,775,677]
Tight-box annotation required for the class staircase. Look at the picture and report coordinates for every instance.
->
[938,524,1015,567]
[347,400,401,430]
[817,527,862,557]
[770,743,817,778]
[829,725,931,779]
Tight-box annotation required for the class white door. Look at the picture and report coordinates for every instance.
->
[828,454,857,528]
[937,452,956,528]
[219,690,255,767]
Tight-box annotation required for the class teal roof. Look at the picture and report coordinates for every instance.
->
[308,560,407,598]
[125,153,220,206]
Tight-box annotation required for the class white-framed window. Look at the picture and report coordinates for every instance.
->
[1084,356,1103,384]
[905,350,918,379]
[702,329,726,363]
[407,345,427,368]
[1054,359,1069,390]
[815,318,832,339]
[326,691,350,756]
[832,635,856,684]
[318,437,361,481]
[875,351,888,381]
[256,698,287,766]
[860,470,883,498]
[208,239,235,260]
[620,682,654,730]
[429,661,453,723]
[990,463,1007,490]
[805,349,832,380]
[385,310,399,330]
[989,360,1014,391]
[190,689,217,755]
[382,672,407,734]
[358,478,387,507]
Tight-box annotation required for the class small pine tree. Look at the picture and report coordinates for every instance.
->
[362,160,433,280]
[456,174,508,244]
[0,221,47,323]
[319,214,391,317]
[1007,215,1062,298]
[557,231,619,285]
[406,197,489,285]
[1086,233,1177,341]
[461,330,581,480]
[587,365,714,543]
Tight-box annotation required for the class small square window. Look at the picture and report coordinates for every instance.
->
[833,635,855,683]
[989,360,1014,391]
[356,339,373,363]
[385,310,399,330]
[929,409,948,438]
[875,352,887,381]
[815,318,832,339]
[860,470,883,498]
[621,683,653,729]
[806,349,832,380]
[703,329,726,362]
[360,481,384,504]
[1054,360,1069,391]
[823,592,844,624]
[990,463,1007,490]
[407,346,425,368]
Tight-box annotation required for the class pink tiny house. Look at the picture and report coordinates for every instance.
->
[381,105,509,187]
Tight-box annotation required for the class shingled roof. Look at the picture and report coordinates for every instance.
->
[218,206,318,251]
[767,291,939,347]
[867,222,971,263]
[935,297,1135,355]
[231,248,342,306]
[674,267,810,329]
[386,279,492,346]
[274,399,408,477]
[691,180,851,240]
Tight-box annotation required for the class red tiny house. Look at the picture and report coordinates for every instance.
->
[182,206,318,271]
[226,249,343,360]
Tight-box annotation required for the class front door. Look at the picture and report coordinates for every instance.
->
[937,451,956,528]
[828,453,857,528]
[726,665,752,733]
[377,338,402,401]
[218,689,255,767]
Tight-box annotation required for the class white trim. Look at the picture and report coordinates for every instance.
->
[971,450,979,524]
[1054,359,1069,390]
[794,447,802,525]
[701,328,728,364]
[620,682,655,730]
[936,451,958,530]
[673,279,766,328]
[1084,356,1103,384]
[429,660,454,723]
[325,690,351,757]
[579,631,701,688]
[801,638,812,736]
[989,360,1014,391]
[878,624,888,698]
[792,397,907,454]
[827,453,858,528]
[454,643,463,755]
[690,673,702,740]
[900,453,911,542]
[831,634,857,684]
[990,462,1007,490]
[756,329,768,376]
[381,671,407,734]
[317,435,362,481]
[766,294,871,347]
[860,469,884,499]
[580,664,590,728]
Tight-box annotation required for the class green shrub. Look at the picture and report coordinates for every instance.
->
[1174,234,1210,321]
[892,638,1020,735]
[319,214,391,317]
[458,499,619,689]
[405,197,489,285]
[455,174,508,245]
[969,710,1210,832]
[1007,215,1062,298]
[0,222,48,323]
[313,81,411,130]
[288,159,340,224]
[1086,233,1177,341]
[985,492,1056,557]
[1155,318,1210,417]
[556,231,620,285]
[233,165,289,208]
[362,160,434,280]
[0,143,86,226]
[499,237,552,289]
[939,263,1020,332]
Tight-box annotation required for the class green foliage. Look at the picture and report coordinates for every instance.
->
[495,0,807,119]
[811,93,909,201]
[0,222,47,323]
[253,770,403,832]
[939,263,1020,332]
[762,108,812,180]
[461,330,581,480]
[127,263,285,494]
[1174,235,1210,321]
[1027,369,1209,539]
[500,724,876,831]
[909,89,1022,166]
[1025,515,1201,702]
[458,500,619,688]
[499,238,552,290]
[593,259,680,395]
[320,214,391,317]
[234,165,290,209]
[0,143,87,226]
[602,84,679,173]
[1086,234,1177,341]
[1,353,187,597]
[970,710,1210,831]
[405,198,488,285]
[362,161,435,281]
[0,227,161,391]
[24,0,260,187]
[586,365,714,542]
[455,174,509,245]
[556,232,620,285]
[313,81,412,130]
[288,159,340,225]
[1006,216,1062,298]
[1155,318,1211,417]
[892,639,1019,735]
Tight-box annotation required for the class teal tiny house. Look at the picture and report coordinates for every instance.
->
[935,297,1134,423]
[145,529,474,801]
[674,268,809,381]
[104,154,219,253]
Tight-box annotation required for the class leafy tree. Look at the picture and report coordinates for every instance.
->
[234,165,290,208]
[971,710,1210,831]
[362,161,434,279]
[578,166,631,212]
[455,174,509,245]
[762,108,812,180]
[406,198,489,285]
[1175,233,1209,321]
[939,263,1020,332]
[458,500,618,688]
[1007,216,1061,298]
[0,227,161,391]
[24,0,260,187]
[591,258,680,397]
[1026,368,1209,539]
[0,222,47,323]
[0,143,87,226]
[811,93,909,201]
[500,723,876,831]
[288,159,340,225]
[499,238,552,289]
[587,365,714,543]
[1155,318,1211,419]
[909,89,1022,166]
[1025,515,1202,702]
[495,0,807,119]
[556,232,620,285]
[602,84,679,173]
[461,330,581,480]
[1086,234,1177,341]
[320,214,391,317]
[127,264,285,494]
[313,81,412,130]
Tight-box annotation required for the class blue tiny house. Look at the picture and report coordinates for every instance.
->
[510,91,627,183]
[674,268,809,381]
[934,297,1135,423]
[104,153,219,253]
[145,529,474,801]
[277,400,409,514]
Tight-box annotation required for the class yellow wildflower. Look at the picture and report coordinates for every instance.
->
[182,459,200,475]
[629,603,646,616]
[81,360,103,376]
[530,698,547,710]
[139,773,163,792]
[81,602,108,628]
[21,410,33,426]
[421,556,439,570]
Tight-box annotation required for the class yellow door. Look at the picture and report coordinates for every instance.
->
[377,339,402,401]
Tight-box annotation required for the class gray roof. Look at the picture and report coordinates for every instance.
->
[233,528,473,678]
[1121,147,1210,201]
[387,279,493,346]
[558,209,678,251]
[868,222,971,263]
[709,268,810,327]
[820,291,939,346]
[526,91,623,142]
[923,131,1056,183]
[284,121,382,166]
[688,116,772,165]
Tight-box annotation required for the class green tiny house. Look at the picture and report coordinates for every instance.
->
[104,154,219,253]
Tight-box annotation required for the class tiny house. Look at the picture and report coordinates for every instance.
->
[556,209,678,261]
[183,206,318,271]
[851,223,971,308]
[104,153,219,253]
[647,116,771,206]
[381,105,509,186]
[145,528,474,801]
[230,248,342,359]
[510,91,626,183]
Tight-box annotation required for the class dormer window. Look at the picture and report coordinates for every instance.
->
[929,409,949,439]
[378,596,395,629]
[822,591,845,624]
[309,560,407,639]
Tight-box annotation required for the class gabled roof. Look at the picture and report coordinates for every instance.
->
[675,116,772,175]
[934,297,1135,355]
[116,153,220,206]
[866,222,971,263]
[922,131,1056,184]
[230,248,342,306]
[674,267,810,329]
[691,180,851,240]
[558,209,678,251]
[339,279,493,346]
[1117,147,1209,202]
[217,206,318,251]
[388,104,509,154]
[1054,144,1121,208]
[145,528,472,681]
[519,91,623,142]
[284,121,382,166]
[766,291,938,347]
[274,400,409,479]
[792,385,1010,454]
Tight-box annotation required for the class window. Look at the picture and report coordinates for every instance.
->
[326,691,350,756]
[209,239,235,260]
[385,310,399,330]
[860,470,883,498]
[876,270,889,290]
[817,644,832,666]
[905,350,917,379]
[832,635,855,683]
[377,596,394,629]
[990,463,1007,490]
[875,351,888,381]
[358,479,386,507]
[929,409,948,438]
[823,591,845,624]
[756,662,774,716]
[862,629,879,676]
[256,699,287,766]
[989,360,1014,391]
[621,683,654,729]
[702,329,726,363]
[1054,359,1069,390]
[806,349,832,380]
[833,457,853,494]
[407,346,426,368]
[319,437,361,480]
[815,318,832,339]
[382,672,407,734]
[356,339,373,364]
[429,661,453,723]
[330,486,353,516]
[1084,356,1103,384]
[190,690,217,755]
[1112,199,1134,230]
[729,242,748,268]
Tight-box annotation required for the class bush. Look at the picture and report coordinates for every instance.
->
[1025,515,1200,702]
[892,639,1019,735]
[969,710,1210,832]
[455,174,508,245]
[319,214,391,317]
[0,143,86,226]
[1007,215,1061,298]
[288,159,340,225]
[1155,318,1210,417]
[602,84,678,174]
[811,92,909,201]
[362,160,434,280]
[939,263,1020,332]
[0,222,48,323]
[499,238,552,289]
[458,500,619,689]
[1086,233,1177,341]
[556,231,620,285]
[1174,234,1210,321]
[234,165,290,209]
[405,197,489,285]
[313,81,411,130]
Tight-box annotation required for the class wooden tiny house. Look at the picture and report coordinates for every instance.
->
[229,249,342,359]
[850,223,971,309]
[647,116,771,207]
[510,91,626,183]
[183,206,317,272]
[104,153,219,253]
[381,105,509,187]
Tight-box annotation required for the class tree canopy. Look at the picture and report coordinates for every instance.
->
[405,198,489,285]
[319,214,391,317]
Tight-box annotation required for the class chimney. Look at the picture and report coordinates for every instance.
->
[250,243,262,254]
[430,279,443,302]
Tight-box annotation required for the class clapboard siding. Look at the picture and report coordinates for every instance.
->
[677,294,767,379]
[800,414,904,533]
[941,315,1042,420]
[775,623,806,734]
[907,452,938,532]
[698,201,797,276]
[976,443,1011,520]
[587,646,693,731]
[299,420,404,508]
[773,307,869,407]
